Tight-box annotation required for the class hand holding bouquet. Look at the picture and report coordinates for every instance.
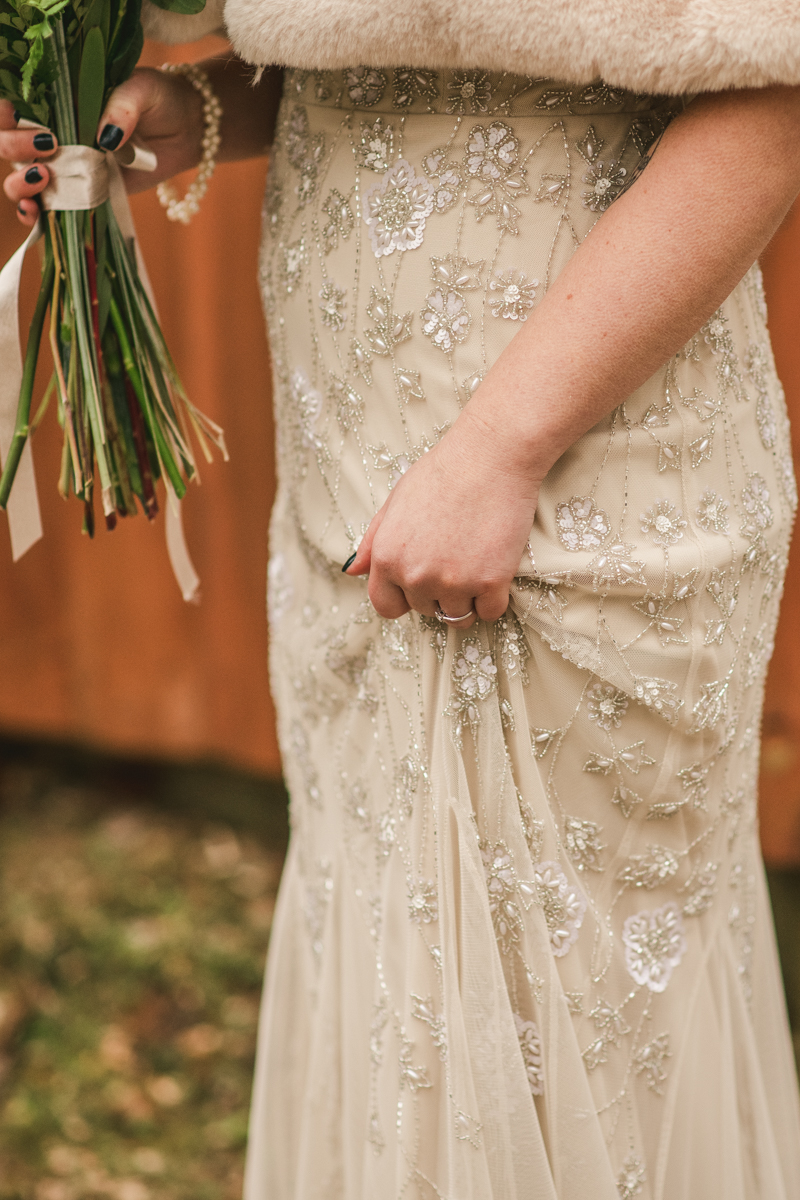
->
[0,0,226,574]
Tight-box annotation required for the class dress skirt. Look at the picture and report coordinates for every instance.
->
[244,68,800,1199]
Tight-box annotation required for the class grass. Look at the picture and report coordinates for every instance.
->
[0,737,288,1200]
[0,734,795,1198]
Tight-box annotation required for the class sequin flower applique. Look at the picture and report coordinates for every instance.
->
[290,369,324,452]
[345,67,386,107]
[533,861,587,956]
[362,161,435,258]
[640,500,687,547]
[695,489,729,534]
[445,639,498,744]
[555,496,611,551]
[564,817,605,872]
[581,160,626,212]
[446,70,492,114]
[320,189,354,255]
[514,1013,544,1096]
[586,682,628,729]
[481,842,535,953]
[622,903,687,992]
[489,270,539,321]
[617,1156,646,1200]
[740,473,773,538]
[421,289,471,351]
[318,281,347,331]
[465,121,519,181]
[357,117,395,171]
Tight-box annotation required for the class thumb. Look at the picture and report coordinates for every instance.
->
[96,69,162,152]
[343,505,386,576]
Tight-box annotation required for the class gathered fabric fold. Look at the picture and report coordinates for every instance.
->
[0,142,202,601]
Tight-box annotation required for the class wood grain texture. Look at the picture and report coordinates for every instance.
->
[0,38,280,775]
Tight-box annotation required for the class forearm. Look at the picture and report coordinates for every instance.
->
[200,53,283,163]
[467,85,800,479]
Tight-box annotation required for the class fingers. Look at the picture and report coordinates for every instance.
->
[368,574,411,620]
[0,124,58,164]
[434,589,478,630]
[96,68,169,152]
[475,585,511,624]
[4,164,50,227]
[344,508,382,577]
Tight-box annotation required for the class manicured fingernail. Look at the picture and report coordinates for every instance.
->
[25,166,42,184]
[17,202,25,215]
[341,551,357,573]
[98,123,123,151]
[33,132,54,151]
[13,109,20,122]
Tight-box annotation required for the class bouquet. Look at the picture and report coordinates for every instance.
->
[0,0,226,549]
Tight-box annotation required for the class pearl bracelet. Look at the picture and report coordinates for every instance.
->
[157,63,223,224]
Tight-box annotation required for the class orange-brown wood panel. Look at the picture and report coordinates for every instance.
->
[758,201,800,866]
[0,38,281,776]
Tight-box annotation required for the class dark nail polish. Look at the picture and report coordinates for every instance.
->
[98,123,123,151]
[13,109,20,122]
[24,166,42,184]
[341,551,357,573]
[32,132,54,151]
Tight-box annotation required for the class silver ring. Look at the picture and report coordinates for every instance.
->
[435,605,475,624]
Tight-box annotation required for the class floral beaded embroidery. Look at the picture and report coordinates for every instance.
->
[263,69,796,1186]
[622,904,687,992]
[362,160,435,257]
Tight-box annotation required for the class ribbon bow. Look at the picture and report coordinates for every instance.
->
[0,139,201,601]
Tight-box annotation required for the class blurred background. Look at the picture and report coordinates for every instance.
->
[0,36,799,1198]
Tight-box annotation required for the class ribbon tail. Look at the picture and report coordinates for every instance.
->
[0,221,44,560]
[165,486,200,604]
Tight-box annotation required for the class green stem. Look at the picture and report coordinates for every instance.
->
[108,296,186,498]
[0,254,55,509]
[46,18,77,144]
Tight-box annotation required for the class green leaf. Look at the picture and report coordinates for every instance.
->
[20,32,43,100]
[146,0,206,13]
[105,17,139,89]
[77,24,104,146]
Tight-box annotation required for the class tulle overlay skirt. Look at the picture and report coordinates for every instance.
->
[245,69,800,1199]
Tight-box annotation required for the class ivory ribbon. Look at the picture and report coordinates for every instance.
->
[0,142,202,602]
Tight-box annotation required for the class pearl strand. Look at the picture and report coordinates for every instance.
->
[157,63,223,224]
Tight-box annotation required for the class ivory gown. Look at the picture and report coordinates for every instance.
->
[245,69,800,1200]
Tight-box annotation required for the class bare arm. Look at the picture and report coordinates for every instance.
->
[467,85,800,475]
[349,85,800,625]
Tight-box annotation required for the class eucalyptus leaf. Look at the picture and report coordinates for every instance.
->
[77,23,103,145]
[105,15,138,89]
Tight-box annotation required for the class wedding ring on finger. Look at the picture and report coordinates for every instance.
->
[435,605,475,624]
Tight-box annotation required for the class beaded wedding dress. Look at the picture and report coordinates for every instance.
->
[245,69,800,1200]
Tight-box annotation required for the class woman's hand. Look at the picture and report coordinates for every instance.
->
[345,408,541,629]
[1,68,204,227]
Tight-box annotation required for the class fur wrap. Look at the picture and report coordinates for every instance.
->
[142,0,800,95]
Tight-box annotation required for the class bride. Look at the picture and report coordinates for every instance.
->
[4,2,800,1195]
